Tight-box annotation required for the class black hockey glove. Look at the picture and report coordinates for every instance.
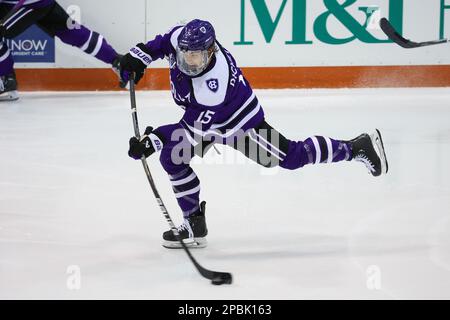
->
[128,127,163,160]
[120,43,153,85]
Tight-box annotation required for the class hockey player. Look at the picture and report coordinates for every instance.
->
[119,19,388,249]
[0,0,124,101]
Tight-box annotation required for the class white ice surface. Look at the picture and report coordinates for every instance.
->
[1,88,449,299]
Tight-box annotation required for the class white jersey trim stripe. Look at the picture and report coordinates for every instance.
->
[311,136,321,165]
[182,120,208,137]
[248,131,283,161]
[222,104,261,138]
[182,104,262,139]
[6,8,33,30]
[80,31,93,52]
[3,7,25,26]
[325,137,333,163]
[175,185,201,199]
[253,129,287,157]
[251,129,284,160]
[91,35,104,57]
[171,172,197,186]
[182,128,198,146]
[210,93,256,130]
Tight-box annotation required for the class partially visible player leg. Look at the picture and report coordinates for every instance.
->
[153,123,208,249]
[232,121,388,176]
[0,42,17,101]
[35,2,125,87]
[278,128,388,176]
[0,3,54,101]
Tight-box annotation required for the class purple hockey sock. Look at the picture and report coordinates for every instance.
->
[169,167,201,217]
[55,25,117,65]
[280,136,352,170]
[0,42,14,77]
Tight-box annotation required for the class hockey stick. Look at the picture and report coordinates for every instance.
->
[0,0,26,29]
[128,75,232,285]
[0,0,27,38]
[380,17,449,48]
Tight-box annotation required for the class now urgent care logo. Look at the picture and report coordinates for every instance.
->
[7,25,55,63]
[235,0,450,45]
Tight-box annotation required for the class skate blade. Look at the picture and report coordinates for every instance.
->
[371,129,388,175]
[0,90,19,102]
[162,237,207,249]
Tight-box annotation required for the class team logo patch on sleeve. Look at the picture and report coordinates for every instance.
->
[206,79,219,93]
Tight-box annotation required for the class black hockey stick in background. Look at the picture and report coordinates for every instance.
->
[380,17,449,48]
[128,75,232,286]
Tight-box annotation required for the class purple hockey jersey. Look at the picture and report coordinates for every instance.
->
[145,26,264,144]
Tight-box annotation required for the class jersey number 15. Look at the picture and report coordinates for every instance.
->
[197,110,215,124]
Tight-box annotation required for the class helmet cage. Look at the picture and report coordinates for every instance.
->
[176,45,214,77]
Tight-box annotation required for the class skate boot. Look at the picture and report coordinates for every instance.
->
[0,71,19,102]
[349,129,388,177]
[112,54,128,89]
[162,201,208,249]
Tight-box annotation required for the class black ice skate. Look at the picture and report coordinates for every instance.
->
[112,54,128,89]
[350,129,388,177]
[0,71,19,102]
[163,201,208,249]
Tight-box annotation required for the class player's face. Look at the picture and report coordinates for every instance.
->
[184,50,203,66]
[176,46,213,77]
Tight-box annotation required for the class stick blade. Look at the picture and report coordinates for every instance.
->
[380,17,448,49]
[211,272,233,286]
[181,239,233,285]
[380,18,418,48]
[197,264,233,285]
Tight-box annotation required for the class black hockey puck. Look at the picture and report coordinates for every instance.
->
[211,273,233,285]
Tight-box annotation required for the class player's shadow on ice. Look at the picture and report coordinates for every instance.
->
[206,234,429,261]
